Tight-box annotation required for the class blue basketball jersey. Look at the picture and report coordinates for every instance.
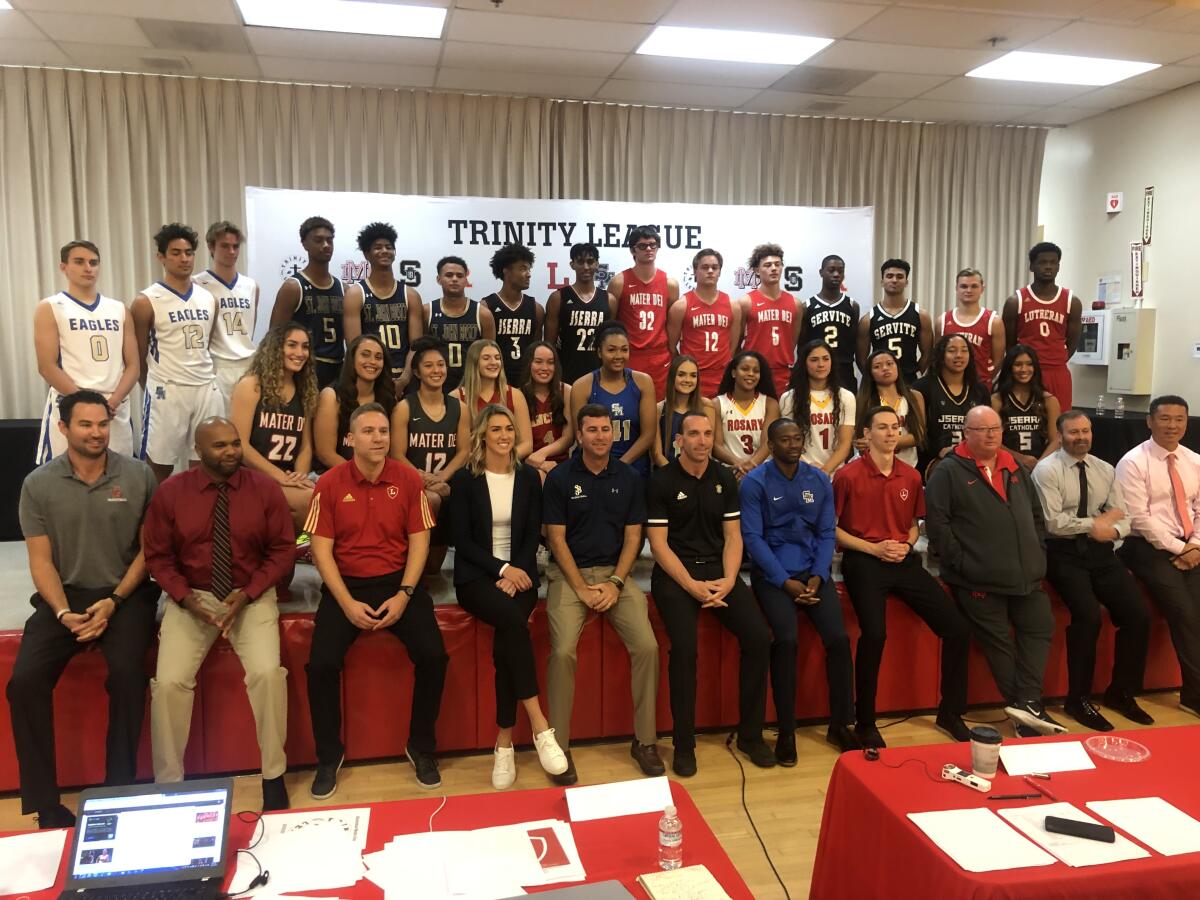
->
[589,368,647,475]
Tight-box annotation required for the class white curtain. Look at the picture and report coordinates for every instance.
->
[0,66,1046,418]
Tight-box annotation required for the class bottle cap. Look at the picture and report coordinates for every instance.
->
[664,804,676,816]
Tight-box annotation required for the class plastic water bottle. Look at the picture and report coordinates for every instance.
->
[658,805,683,870]
[1114,395,1125,419]
[1095,394,1106,417]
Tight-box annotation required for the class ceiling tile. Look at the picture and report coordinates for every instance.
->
[447,9,650,53]
[0,37,71,65]
[660,0,885,37]
[256,56,437,89]
[885,97,1041,122]
[27,11,150,47]
[742,90,900,117]
[1139,7,1200,33]
[245,27,442,66]
[1062,83,1158,108]
[440,41,623,78]
[14,0,241,25]
[900,0,1096,14]
[1082,0,1172,26]
[847,6,1068,50]
[436,67,603,100]
[1022,21,1200,63]
[453,0,672,23]
[610,55,795,89]
[922,76,1092,105]
[0,9,46,40]
[594,78,759,109]
[1181,53,1200,66]
[58,42,261,78]
[809,40,1002,75]
[1014,105,1097,125]
[847,72,952,99]
[1117,63,1200,91]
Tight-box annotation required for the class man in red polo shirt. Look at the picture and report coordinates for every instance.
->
[304,402,447,799]
[833,406,971,748]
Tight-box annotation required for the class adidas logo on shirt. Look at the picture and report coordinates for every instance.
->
[676,491,688,500]
[342,492,356,503]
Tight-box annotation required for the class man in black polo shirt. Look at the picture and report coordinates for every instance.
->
[648,411,773,776]
[544,403,662,785]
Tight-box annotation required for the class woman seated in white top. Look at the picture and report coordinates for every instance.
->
[713,350,780,480]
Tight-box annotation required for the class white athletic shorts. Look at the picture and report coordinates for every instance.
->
[140,377,224,466]
[37,389,134,464]
[213,356,252,412]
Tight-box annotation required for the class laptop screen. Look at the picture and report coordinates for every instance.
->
[65,782,232,888]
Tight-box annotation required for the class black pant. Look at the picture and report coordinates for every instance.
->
[952,586,1053,705]
[6,584,157,814]
[1046,538,1149,699]
[457,577,538,729]
[841,551,970,725]
[651,561,770,751]
[751,573,853,730]
[306,572,448,765]
[1119,536,1200,703]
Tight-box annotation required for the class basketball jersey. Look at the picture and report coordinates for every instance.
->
[893,396,919,468]
[1001,395,1048,458]
[869,300,922,383]
[942,308,996,387]
[804,295,859,386]
[780,388,856,470]
[530,391,567,461]
[616,268,669,354]
[717,392,767,463]
[428,298,481,393]
[459,385,516,416]
[678,291,733,397]
[41,291,126,393]
[357,278,410,379]
[249,388,305,472]
[1016,285,1071,368]
[405,393,460,475]
[742,289,798,392]
[484,292,539,384]
[143,281,216,385]
[915,375,987,455]
[557,285,609,385]
[659,406,685,464]
[290,273,345,366]
[588,369,647,474]
[194,270,257,362]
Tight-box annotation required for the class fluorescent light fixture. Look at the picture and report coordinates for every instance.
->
[0,1,12,10]
[637,25,832,66]
[236,0,445,39]
[967,51,1158,86]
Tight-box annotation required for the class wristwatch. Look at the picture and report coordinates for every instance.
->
[607,575,625,589]
[398,585,415,596]
[110,592,128,607]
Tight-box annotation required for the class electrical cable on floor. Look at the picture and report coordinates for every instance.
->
[725,732,792,900]
[222,812,268,898]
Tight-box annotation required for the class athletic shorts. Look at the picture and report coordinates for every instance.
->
[213,356,252,411]
[1041,365,1073,413]
[38,389,134,464]
[628,347,670,399]
[139,377,224,466]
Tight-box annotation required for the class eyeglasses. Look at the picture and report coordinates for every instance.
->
[633,242,659,251]
[965,426,1003,435]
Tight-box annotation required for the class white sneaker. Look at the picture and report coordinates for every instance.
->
[533,728,568,775]
[492,744,516,790]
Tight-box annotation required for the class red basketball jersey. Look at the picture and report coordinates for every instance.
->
[942,308,996,386]
[1016,285,1070,368]
[743,289,797,393]
[679,290,733,397]
[530,391,567,462]
[617,268,669,354]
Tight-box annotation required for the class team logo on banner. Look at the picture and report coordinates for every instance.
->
[279,255,306,279]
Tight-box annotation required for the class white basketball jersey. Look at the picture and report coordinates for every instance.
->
[143,281,216,385]
[718,392,767,462]
[41,291,126,393]
[785,387,855,469]
[194,269,257,361]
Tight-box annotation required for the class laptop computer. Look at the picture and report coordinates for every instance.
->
[59,777,235,900]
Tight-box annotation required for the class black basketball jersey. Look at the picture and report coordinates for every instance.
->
[358,278,409,379]
[869,300,922,383]
[404,393,460,474]
[914,375,988,455]
[557,285,610,385]
[428,298,481,393]
[292,272,345,366]
[805,295,859,387]
[483,292,538,384]
[1001,394,1048,458]
[249,389,306,472]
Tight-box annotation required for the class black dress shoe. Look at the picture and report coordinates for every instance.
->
[827,724,863,752]
[672,748,697,777]
[1103,691,1155,725]
[934,711,972,742]
[631,740,666,776]
[36,803,76,830]
[262,775,289,811]
[1064,696,1114,731]
[736,737,777,768]
[853,723,886,750]
[551,751,578,786]
[775,731,798,767]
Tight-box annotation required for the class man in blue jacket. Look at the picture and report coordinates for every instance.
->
[741,418,858,763]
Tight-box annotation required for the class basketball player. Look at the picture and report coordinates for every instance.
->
[1003,242,1082,411]
[131,224,223,482]
[194,221,259,408]
[482,243,543,384]
[545,243,609,385]
[737,243,803,394]
[857,258,931,385]
[667,248,740,398]
[343,221,423,387]
[934,267,1004,391]
[799,255,860,391]
[608,226,677,396]
[270,216,344,389]
[423,256,496,393]
[35,241,139,463]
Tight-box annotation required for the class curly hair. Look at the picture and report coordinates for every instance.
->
[245,322,318,415]
[335,334,396,440]
[357,221,397,255]
[748,243,783,270]
[717,350,778,399]
[153,223,197,254]
[518,340,566,432]
[856,348,925,447]
[785,339,845,450]
[489,243,535,279]
[929,332,980,388]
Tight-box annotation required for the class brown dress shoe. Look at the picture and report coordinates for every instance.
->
[631,740,666,776]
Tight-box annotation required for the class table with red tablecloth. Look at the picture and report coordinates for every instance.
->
[810,724,1200,899]
[24,780,751,899]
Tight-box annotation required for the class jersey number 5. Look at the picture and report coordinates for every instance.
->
[887,336,903,359]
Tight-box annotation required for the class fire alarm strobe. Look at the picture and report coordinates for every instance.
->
[942,763,992,793]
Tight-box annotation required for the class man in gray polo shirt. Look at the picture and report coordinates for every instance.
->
[6,389,158,829]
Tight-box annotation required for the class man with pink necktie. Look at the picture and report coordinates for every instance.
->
[1116,395,1200,718]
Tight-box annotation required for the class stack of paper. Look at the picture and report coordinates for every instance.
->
[999,741,1096,776]
[998,802,1151,867]
[1088,798,1200,856]
[0,829,68,894]
[907,808,1057,873]
[229,808,370,896]
[566,776,673,822]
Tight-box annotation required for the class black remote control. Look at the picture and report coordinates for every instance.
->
[1044,815,1116,843]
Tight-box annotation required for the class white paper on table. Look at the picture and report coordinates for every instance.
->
[566,775,672,822]
[1088,797,1200,856]
[444,827,545,896]
[475,818,585,885]
[363,831,463,898]
[0,828,68,894]
[262,807,371,850]
[999,741,1096,776]
[998,802,1150,867]
[230,819,364,897]
[907,808,1057,873]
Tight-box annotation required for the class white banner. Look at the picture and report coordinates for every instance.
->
[245,187,874,342]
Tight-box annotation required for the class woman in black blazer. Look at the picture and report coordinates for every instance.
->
[450,404,568,790]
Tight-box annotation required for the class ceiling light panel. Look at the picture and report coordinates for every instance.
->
[236,0,445,39]
[968,50,1158,86]
[636,25,832,66]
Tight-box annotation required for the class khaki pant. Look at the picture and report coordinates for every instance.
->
[151,589,287,782]
[546,563,659,748]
